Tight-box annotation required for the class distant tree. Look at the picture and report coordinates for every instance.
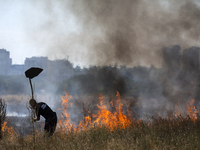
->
[0,98,6,139]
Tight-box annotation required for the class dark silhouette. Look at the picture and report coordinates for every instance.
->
[29,99,57,136]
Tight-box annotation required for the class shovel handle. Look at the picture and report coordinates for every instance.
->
[29,78,34,99]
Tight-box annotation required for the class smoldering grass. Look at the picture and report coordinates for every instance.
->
[1,116,200,149]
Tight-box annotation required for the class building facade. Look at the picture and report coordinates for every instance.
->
[0,49,12,75]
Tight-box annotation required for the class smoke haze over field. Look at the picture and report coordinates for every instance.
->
[2,0,200,121]
[20,0,200,67]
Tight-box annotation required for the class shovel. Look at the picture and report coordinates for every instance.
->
[25,67,43,150]
[25,67,43,99]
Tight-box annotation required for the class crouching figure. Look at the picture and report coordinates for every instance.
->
[29,99,57,136]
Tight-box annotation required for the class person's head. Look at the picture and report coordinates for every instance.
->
[29,98,37,109]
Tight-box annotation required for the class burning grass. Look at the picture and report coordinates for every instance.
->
[58,92,133,133]
[1,92,200,149]
[1,117,200,149]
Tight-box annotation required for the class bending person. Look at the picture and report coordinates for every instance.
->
[29,99,57,136]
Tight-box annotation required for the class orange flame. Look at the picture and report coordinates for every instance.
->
[174,103,181,117]
[58,91,132,132]
[186,99,198,122]
[90,92,132,130]
[2,120,16,140]
[57,92,74,133]
[58,91,200,134]
[167,99,198,122]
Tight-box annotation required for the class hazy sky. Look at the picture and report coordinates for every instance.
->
[0,0,79,65]
[1,0,200,67]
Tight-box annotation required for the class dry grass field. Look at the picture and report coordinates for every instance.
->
[1,116,200,150]
[1,93,200,150]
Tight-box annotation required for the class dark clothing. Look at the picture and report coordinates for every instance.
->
[44,112,57,136]
[36,102,57,136]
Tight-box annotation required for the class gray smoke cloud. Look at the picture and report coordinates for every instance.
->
[24,0,200,68]
[13,0,200,120]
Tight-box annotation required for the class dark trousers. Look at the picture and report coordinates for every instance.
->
[44,112,57,136]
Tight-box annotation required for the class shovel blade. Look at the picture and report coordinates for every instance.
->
[25,67,43,79]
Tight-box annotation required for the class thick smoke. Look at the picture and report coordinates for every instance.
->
[26,0,200,67]
[7,0,200,121]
